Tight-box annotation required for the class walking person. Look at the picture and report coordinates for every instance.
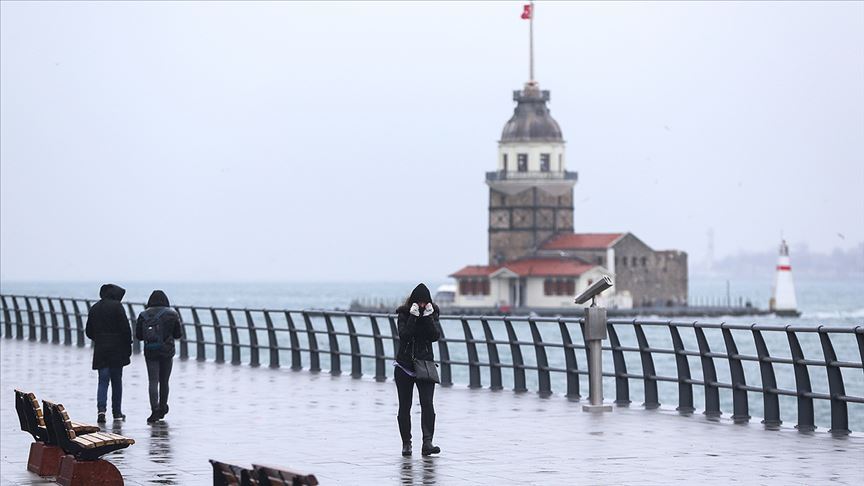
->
[135,290,183,424]
[394,283,442,456]
[85,283,132,423]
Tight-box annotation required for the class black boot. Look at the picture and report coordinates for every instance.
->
[397,414,412,456]
[421,412,440,456]
[157,404,169,419]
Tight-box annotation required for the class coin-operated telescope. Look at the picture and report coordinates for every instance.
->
[575,275,614,412]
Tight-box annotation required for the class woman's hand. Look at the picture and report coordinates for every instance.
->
[410,303,421,316]
[423,303,434,317]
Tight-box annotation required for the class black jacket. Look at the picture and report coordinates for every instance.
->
[85,284,132,370]
[395,303,441,370]
[135,291,183,360]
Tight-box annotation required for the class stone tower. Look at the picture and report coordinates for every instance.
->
[487,81,577,265]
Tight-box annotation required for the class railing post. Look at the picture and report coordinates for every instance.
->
[323,314,341,375]
[263,311,280,369]
[786,329,815,431]
[72,300,85,347]
[244,310,260,367]
[436,318,452,387]
[721,326,750,423]
[25,297,37,341]
[388,315,400,360]
[48,298,60,344]
[504,317,527,393]
[634,322,659,409]
[481,318,503,391]
[668,324,694,413]
[302,312,321,372]
[36,298,48,342]
[559,319,580,400]
[59,299,73,346]
[13,296,25,340]
[210,308,226,364]
[694,326,721,418]
[176,306,189,360]
[1,295,12,338]
[126,303,139,354]
[284,312,302,370]
[818,328,850,435]
[528,318,551,397]
[856,326,864,378]
[370,316,387,382]
[461,317,482,389]
[0,295,12,339]
[191,308,206,361]
[345,315,362,378]
[606,323,630,405]
[226,310,242,365]
[752,327,781,427]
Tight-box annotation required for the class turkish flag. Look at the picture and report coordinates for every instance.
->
[521,4,532,20]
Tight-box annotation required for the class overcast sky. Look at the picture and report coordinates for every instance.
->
[1,1,862,282]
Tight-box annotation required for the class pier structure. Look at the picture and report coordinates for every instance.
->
[1,294,862,484]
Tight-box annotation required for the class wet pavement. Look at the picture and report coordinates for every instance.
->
[1,339,862,485]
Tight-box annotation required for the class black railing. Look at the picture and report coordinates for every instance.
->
[485,170,578,182]
[1,294,861,434]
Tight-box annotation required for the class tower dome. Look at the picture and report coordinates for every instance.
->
[500,82,563,143]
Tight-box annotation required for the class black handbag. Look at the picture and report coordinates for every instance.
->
[411,339,440,384]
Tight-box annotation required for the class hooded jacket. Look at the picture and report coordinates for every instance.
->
[135,290,183,360]
[85,284,132,370]
[395,284,441,369]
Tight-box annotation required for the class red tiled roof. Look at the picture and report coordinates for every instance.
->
[451,259,595,278]
[450,265,500,278]
[498,258,595,277]
[541,233,625,250]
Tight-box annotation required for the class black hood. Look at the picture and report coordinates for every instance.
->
[409,283,432,304]
[99,284,126,301]
[146,290,170,308]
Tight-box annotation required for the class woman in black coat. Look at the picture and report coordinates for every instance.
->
[394,283,441,456]
[85,283,132,423]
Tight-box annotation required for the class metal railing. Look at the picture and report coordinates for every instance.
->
[485,170,578,182]
[1,294,861,434]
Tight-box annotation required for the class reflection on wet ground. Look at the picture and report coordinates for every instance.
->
[2,339,862,485]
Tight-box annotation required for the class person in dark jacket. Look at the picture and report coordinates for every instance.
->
[135,290,183,424]
[394,283,441,457]
[85,283,132,423]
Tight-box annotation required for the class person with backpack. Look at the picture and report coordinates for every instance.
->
[85,283,133,423]
[135,290,183,424]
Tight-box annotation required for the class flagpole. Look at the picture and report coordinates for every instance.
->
[529,1,535,83]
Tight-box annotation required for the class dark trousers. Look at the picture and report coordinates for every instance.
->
[96,367,123,414]
[395,366,436,443]
[145,357,174,412]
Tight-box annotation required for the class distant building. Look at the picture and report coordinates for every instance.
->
[450,81,687,310]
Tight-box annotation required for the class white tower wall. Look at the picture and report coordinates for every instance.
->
[770,240,798,315]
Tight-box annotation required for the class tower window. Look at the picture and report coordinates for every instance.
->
[517,153,528,172]
[558,153,562,170]
[503,153,508,172]
[540,153,550,172]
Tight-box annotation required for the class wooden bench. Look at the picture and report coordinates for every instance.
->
[43,401,135,486]
[210,459,319,486]
[13,390,101,476]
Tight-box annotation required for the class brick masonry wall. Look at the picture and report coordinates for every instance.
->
[488,187,574,264]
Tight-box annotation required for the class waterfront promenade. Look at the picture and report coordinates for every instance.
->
[2,338,862,485]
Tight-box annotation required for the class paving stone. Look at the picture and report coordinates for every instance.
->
[1,339,861,485]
